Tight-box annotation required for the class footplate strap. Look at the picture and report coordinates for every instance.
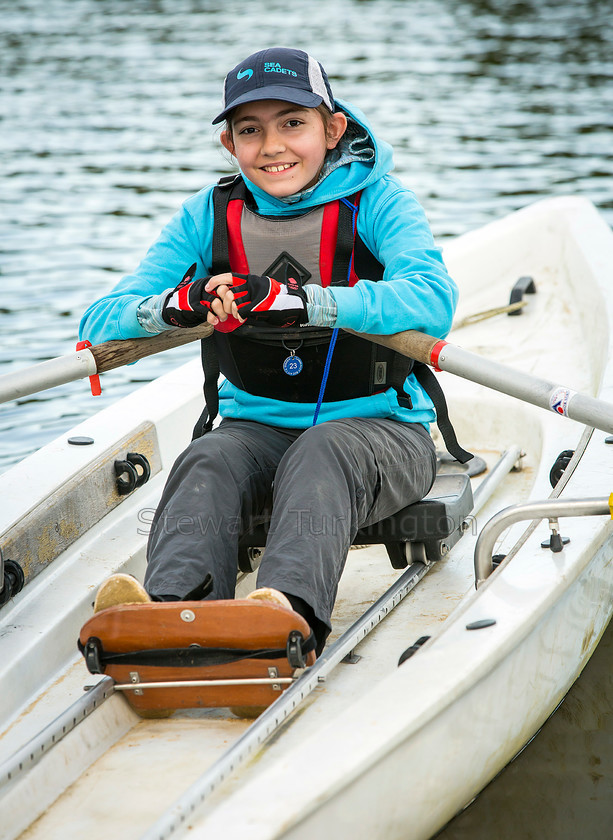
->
[80,634,316,674]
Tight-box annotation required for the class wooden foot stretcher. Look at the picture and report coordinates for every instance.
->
[79,600,316,715]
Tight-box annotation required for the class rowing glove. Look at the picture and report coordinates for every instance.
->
[161,264,218,328]
[231,274,308,327]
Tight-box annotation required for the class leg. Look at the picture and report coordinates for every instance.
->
[256,419,436,641]
[144,419,298,600]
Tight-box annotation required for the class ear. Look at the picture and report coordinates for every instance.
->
[326,112,348,150]
[220,129,236,157]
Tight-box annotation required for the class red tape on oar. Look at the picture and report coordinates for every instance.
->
[75,340,102,396]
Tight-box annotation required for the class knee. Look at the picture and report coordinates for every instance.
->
[176,433,249,482]
[280,422,353,468]
[276,423,368,494]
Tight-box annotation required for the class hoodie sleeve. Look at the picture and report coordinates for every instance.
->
[327,176,457,338]
[78,187,216,344]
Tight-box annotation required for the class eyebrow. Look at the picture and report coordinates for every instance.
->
[232,106,309,125]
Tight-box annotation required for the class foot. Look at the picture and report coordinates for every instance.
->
[245,587,292,611]
[93,574,151,613]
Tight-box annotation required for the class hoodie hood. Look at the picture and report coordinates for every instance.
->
[239,98,395,216]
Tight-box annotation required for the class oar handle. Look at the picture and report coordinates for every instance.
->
[90,326,435,373]
[348,329,440,366]
[89,324,213,373]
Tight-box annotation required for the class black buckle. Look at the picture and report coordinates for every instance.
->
[286,630,307,669]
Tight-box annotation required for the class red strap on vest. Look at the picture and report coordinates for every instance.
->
[213,197,248,333]
[319,201,339,288]
[225,192,363,289]
[227,199,249,274]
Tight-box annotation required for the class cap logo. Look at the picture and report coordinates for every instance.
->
[264,61,297,77]
[236,68,253,81]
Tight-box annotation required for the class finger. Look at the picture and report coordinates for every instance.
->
[231,300,244,321]
[214,283,230,299]
[221,290,236,315]
[205,273,233,293]
[210,297,228,320]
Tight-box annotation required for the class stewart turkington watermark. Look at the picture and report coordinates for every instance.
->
[137,508,479,539]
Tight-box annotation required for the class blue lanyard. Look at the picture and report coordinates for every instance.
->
[312,197,358,425]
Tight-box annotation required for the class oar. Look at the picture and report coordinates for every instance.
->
[357,330,613,433]
[1,326,612,435]
[0,325,213,404]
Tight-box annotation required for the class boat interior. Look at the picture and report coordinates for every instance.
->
[0,197,612,839]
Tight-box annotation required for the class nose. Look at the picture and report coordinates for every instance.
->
[261,127,286,156]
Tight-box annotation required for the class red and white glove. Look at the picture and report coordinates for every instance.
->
[231,274,308,327]
[161,264,218,328]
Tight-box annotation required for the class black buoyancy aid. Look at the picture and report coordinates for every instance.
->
[196,175,471,463]
[208,174,412,407]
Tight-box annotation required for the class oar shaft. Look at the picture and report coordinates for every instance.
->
[0,324,213,405]
[0,351,98,404]
[436,342,613,432]
[89,324,212,374]
[361,330,613,434]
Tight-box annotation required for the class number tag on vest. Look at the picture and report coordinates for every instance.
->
[282,344,304,376]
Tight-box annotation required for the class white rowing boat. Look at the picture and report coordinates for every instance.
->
[0,195,612,839]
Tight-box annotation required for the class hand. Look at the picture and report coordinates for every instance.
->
[231,274,308,327]
[203,273,244,332]
[161,264,219,328]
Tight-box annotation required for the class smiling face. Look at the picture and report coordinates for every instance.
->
[220,100,347,198]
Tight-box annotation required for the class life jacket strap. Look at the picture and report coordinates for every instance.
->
[413,363,473,464]
[193,334,220,437]
[389,353,414,409]
[330,196,359,286]
[211,174,246,274]
[79,632,317,672]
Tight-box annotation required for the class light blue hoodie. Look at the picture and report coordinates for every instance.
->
[79,99,458,429]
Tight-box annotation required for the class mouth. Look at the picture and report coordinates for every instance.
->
[260,163,297,173]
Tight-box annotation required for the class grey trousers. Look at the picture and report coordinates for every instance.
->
[144,417,436,632]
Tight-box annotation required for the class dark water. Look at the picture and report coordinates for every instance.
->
[1,0,612,471]
[438,615,613,840]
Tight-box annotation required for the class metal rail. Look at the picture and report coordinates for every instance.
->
[489,427,594,569]
[140,559,431,840]
[115,677,294,691]
[0,676,114,789]
[471,446,523,513]
[474,496,612,587]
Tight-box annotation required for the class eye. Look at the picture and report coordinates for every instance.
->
[238,126,258,136]
[285,119,304,128]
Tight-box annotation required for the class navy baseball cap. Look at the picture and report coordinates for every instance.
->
[212,47,335,125]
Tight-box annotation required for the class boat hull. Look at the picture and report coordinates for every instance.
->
[1,196,613,839]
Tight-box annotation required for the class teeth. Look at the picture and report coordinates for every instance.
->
[263,164,294,173]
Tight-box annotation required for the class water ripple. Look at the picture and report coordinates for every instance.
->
[1,0,612,470]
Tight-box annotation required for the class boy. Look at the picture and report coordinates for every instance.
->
[84,47,456,655]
